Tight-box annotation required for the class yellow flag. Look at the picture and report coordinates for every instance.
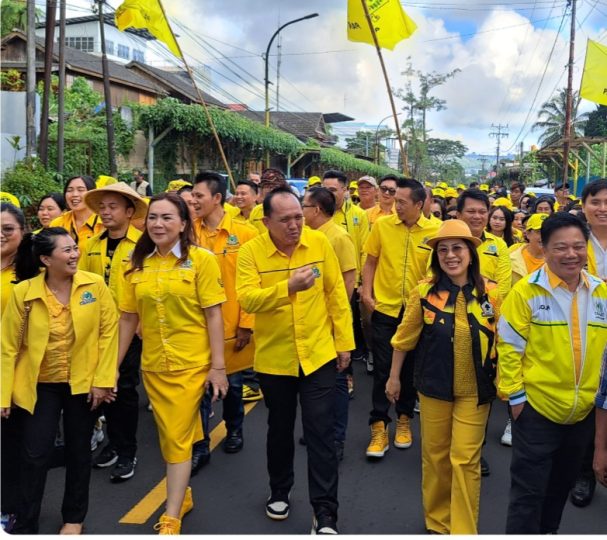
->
[580,39,607,106]
[347,0,417,50]
[115,0,181,58]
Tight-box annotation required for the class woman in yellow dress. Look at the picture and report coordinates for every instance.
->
[1,227,118,534]
[51,176,103,250]
[117,192,228,534]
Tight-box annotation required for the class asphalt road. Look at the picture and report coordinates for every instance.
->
[38,360,607,534]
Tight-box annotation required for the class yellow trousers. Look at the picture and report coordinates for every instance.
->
[419,394,490,534]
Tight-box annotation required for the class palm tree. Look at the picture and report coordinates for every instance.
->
[532,88,589,147]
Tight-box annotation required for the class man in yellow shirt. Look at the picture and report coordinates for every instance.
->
[191,171,258,471]
[302,186,357,461]
[366,175,396,227]
[357,176,378,211]
[236,188,354,534]
[80,182,146,482]
[231,180,259,223]
[362,178,440,458]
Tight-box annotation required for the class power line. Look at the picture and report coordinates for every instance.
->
[489,123,509,170]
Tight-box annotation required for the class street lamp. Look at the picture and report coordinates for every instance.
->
[264,13,319,134]
[374,113,401,164]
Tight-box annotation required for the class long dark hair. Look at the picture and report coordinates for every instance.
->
[429,238,485,297]
[487,206,515,247]
[38,192,67,212]
[127,192,195,275]
[14,227,71,282]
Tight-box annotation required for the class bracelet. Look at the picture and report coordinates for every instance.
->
[211,367,226,370]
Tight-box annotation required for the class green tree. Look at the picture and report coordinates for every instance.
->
[584,104,607,137]
[1,0,42,37]
[345,128,394,164]
[531,88,589,146]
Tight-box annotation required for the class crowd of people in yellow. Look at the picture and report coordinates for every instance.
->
[1,168,607,535]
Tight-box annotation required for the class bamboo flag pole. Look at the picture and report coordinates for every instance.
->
[359,0,409,175]
[157,0,236,192]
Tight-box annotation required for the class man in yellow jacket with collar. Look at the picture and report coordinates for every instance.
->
[79,182,146,483]
[191,171,258,470]
[497,213,607,534]
[236,188,354,534]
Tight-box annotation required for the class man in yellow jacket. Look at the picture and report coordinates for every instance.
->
[80,182,146,482]
[236,187,354,534]
[497,213,607,534]
[191,171,258,471]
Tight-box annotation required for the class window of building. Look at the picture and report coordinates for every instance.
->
[117,44,130,59]
[132,49,144,62]
[65,36,94,52]
[105,40,114,55]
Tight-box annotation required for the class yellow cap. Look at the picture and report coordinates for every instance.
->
[166,179,192,192]
[493,197,514,211]
[438,181,449,189]
[349,181,358,189]
[526,213,548,231]
[424,181,433,187]
[0,192,20,207]
[96,175,118,188]
[445,188,458,199]
[432,188,446,198]
[307,176,321,187]
[526,191,537,197]
[479,184,489,192]
[457,184,466,190]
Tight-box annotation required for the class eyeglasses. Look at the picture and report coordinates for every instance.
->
[379,186,396,196]
[1,225,22,236]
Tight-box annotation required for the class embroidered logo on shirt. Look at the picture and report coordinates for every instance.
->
[480,300,495,318]
[227,234,239,246]
[487,244,497,254]
[180,259,193,269]
[594,300,606,321]
[311,266,321,279]
[79,291,97,305]
[353,216,359,226]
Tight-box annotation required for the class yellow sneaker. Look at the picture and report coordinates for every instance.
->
[395,415,412,449]
[179,486,193,519]
[366,421,389,458]
[153,514,181,535]
[242,384,263,402]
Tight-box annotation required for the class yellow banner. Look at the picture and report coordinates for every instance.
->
[347,0,417,50]
[580,39,607,106]
[115,0,181,59]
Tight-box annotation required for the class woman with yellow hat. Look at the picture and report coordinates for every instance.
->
[116,192,228,534]
[50,176,104,251]
[386,219,500,534]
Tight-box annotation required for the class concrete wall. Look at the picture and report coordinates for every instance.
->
[0,91,40,173]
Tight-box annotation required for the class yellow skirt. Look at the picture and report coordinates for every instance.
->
[142,365,208,464]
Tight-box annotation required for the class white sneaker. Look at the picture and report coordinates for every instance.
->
[90,426,105,452]
[501,418,512,446]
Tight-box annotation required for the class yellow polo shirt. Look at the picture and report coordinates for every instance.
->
[332,199,369,283]
[364,213,440,318]
[248,204,266,234]
[317,220,357,275]
[50,211,104,252]
[366,204,395,228]
[118,244,226,372]
[477,231,512,300]
[236,227,355,376]
[193,212,258,337]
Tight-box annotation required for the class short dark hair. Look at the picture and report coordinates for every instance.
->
[307,187,336,217]
[38,193,66,212]
[457,188,490,213]
[194,170,227,205]
[541,212,589,245]
[64,175,95,196]
[1,202,25,229]
[581,178,607,203]
[263,187,300,217]
[322,170,348,186]
[532,195,555,214]
[510,181,525,192]
[176,185,192,195]
[396,177,426,204]
[237,180,259,195]
[469,181,479,189]
[379,174,400,185]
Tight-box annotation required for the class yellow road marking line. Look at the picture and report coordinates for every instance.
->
[119,401,259,524]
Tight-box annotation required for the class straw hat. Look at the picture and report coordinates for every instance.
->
[426,219,482,249]
[84,182,148,221]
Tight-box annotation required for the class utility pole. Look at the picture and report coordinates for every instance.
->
[26,0,37,158]
[56,0,66,174]
[489,123,509,172]
[96,0,117,176]
[562,0,576,186]
[275,33,282,111]
[39,0,57,166]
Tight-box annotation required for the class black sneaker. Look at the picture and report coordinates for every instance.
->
[480,456,490,477]
[109,456,137,482]
[265,491,290,520]
[93,446,118,468]
[312,514,338,534]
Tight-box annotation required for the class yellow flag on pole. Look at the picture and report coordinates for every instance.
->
[347,0,417,50]
[115,0,181,58]
[580,39,607,106]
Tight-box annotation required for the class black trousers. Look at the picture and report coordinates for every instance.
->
[102,336,141,458]
[506,403,594,534]
[351,290,367,360]
[1,413,22,515]
[12,383,96,534]
[369,310,415,425]
[258,360,338,520]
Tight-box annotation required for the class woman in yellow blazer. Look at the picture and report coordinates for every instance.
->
[50,176,104,251]
[117,192,228,535]
[1,202,25,312]
[0,227,118,534]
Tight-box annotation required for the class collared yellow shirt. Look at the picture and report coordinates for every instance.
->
[118,244,226,372]
[193,212,258,337]
[364,213,440,318]
[78,225,142,304]
[1,264,16,312]
[332,199,370,283]
[231,207,254,224]
[51,211,105,252]
[224,203,240,218]
[236,227,355,377]
[477,231,512,300]
[317,220,357,275]
[38,284,74,383]
[248,204,267,234]
[366,204,395,228]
